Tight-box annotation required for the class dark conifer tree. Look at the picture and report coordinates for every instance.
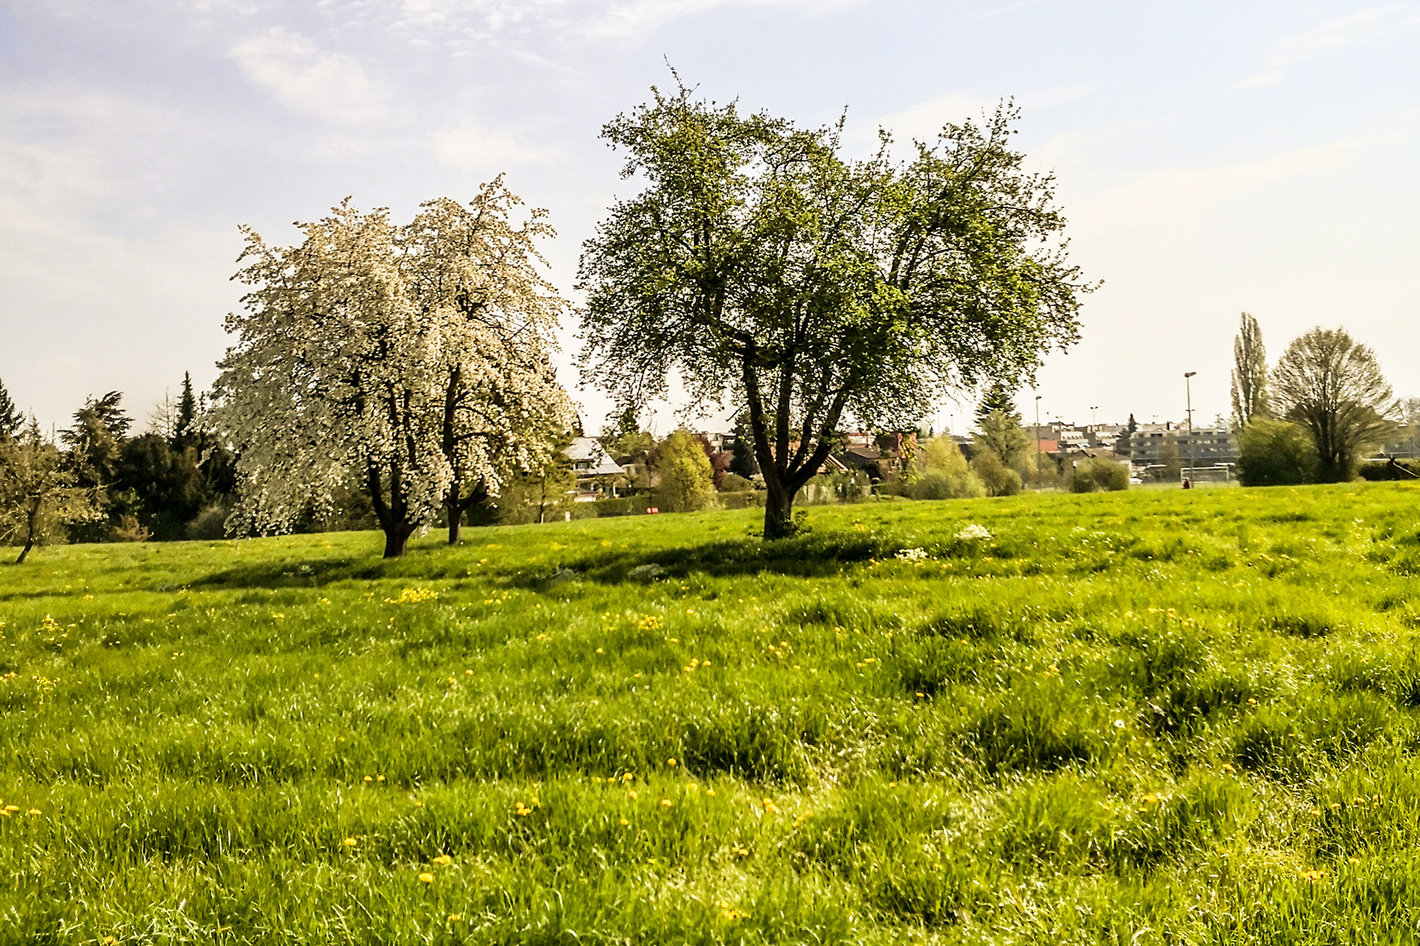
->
[0,378,22,441]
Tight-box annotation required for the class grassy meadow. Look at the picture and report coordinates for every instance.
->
[6,483,1420,943]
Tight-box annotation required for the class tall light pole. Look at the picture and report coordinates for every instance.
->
[1090,405,1099,429]
[1034,394,1043,483]
[1184,371,1196,483]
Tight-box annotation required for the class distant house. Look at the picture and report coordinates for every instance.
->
[567,436,626,500]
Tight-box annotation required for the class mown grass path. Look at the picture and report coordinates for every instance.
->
[5,483,1420,943]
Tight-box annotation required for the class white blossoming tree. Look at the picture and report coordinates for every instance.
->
[208,179,574,557]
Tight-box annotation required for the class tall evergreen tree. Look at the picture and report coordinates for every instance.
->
[174,372,198,449]
[61,392,133,541]
[0,378,22,442]
[975,382,1018,428]
[1230,312,1270,429]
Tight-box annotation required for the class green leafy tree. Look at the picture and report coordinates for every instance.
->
[653,429,717,512]
[0,421,100,563]
[1271,327,1397,482]
[1236,418,1317,486]
[1230,312,1271,429]
[578,83,1091,539]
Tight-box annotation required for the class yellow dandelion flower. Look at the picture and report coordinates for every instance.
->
[342,837,358,848]
[667,758,677,767]
[432,855,453,867]
[26,809,40,817]
[660,799,673,809]
[418,872,435,884]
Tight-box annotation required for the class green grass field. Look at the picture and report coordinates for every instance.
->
[6,483,1420,943]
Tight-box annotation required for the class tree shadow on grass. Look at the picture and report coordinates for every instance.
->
[189,555,387,591]
[518,528,910,588]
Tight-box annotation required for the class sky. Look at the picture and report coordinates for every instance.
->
[2,0,1417,437]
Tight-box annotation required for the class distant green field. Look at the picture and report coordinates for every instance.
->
[6,483,1420,943]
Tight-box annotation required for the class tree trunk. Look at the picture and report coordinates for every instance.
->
[447,510,462,545]
[763,477,796,540]
[15,537,33,565]
[382,523,414,558]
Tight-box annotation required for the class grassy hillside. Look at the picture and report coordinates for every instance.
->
[5,484,1420,943]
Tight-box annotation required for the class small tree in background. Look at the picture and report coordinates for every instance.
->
[1158,433,1181,482]
[974,409,1030,475]
[1271,327,1397,482]
[1115,413,1136,458]
[969,445,1022,496]
[1230,312,1270,429]
[0,421,100,563]
[1070,456,1128,493]
[654,430,717,513]
[1237,418,1317,486]
[907,435,985,499]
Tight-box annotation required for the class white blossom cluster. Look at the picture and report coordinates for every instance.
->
[206,180,574,538]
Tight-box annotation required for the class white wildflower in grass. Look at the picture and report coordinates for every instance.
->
[956,524,992,542]
[895,547,928,563]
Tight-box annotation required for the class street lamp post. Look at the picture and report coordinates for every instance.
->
[1184,371,1196,483]
[1090,405,1099,428]
[1034,395,1043,483]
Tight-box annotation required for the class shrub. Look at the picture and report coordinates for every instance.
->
[186,503,231,540]
[801,471,872,505]
[720,472,754,492]
[970,446,1022,496]
[1358,458,1420,481]
[1070,457,1129,493]
[1237,418,1317,486]
[907,436,985,499]
[591,496,651,518]
[652,429,717,512]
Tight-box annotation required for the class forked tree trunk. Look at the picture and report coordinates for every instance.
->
[763,479,796,540]
[382,523,416,559]
[445,479,488,545]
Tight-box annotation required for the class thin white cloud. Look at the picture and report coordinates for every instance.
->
[230,27,388,124]
[588,0,867,39]
[430,123,565,176]
[1235,5,1420,89]
[1076,141,1360,239]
